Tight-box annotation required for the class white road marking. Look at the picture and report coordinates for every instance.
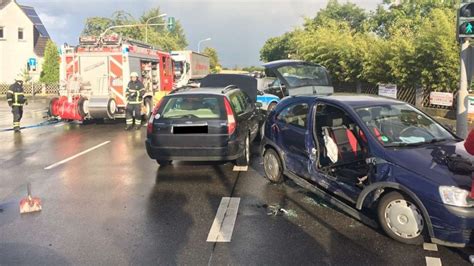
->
[423,243,438,251]
[44,141,111,170]
[425,257,442,266]
[207,197,240,242]
[233,166,248,172]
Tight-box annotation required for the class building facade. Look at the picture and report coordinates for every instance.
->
[0,0,51,83]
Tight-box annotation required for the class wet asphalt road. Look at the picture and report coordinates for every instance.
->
[0,104,474,265]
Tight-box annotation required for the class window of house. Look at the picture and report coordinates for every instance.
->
[18,28,24,40]
[0,27,4,39]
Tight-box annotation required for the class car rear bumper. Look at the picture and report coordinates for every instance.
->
[145,139,241,161]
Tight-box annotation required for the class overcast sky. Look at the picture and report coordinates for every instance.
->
[20,0,381,67]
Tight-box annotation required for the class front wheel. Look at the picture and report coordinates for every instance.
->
[377,191,426,245]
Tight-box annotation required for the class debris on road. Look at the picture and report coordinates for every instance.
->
[19,183,42,214]
[264,204,297,218]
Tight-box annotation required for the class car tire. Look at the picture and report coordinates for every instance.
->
[236,133,250,166]
[267,102,277,113]
[263,148,284,183]
[377,191,426,245]
[157,160,172,166]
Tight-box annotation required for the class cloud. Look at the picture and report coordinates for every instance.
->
[36,12,67,30]
[17,0,382,66]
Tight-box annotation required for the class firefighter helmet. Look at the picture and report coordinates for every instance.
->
[15,74,25,82]
[130,72,139,78]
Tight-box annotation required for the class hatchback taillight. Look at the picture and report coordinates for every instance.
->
[224,98,236,135]
[147,98,163,135]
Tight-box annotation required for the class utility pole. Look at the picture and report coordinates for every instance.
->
[457,40,470,138]
[456,1,474,138]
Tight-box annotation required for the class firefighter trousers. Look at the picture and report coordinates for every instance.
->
[12,106,23,129]
[125,103,141,125]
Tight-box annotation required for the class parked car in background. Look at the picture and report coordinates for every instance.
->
[256,90,280,113]
[263,60,334,99]
[146,74,262,166]
[262,94,474,247]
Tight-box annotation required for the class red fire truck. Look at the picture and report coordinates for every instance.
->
[49,35,174,121]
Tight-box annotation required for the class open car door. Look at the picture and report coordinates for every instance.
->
[263,60,334,97]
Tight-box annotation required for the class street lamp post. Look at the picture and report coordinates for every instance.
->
[198,38,212,53]
[146,13,167,43]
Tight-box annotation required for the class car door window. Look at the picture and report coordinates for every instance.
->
[277,103,309,128]
[229,93,244,115]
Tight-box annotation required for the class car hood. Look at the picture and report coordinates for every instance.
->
[384,140,473,188]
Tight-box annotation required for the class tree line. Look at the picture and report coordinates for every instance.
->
[260,0,459,92]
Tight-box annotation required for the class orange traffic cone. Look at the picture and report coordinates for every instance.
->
[19,183,42,214]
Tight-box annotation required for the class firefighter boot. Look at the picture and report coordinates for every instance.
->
[13,122,21,133]
[125,125,133,131]
[134,121,142,130]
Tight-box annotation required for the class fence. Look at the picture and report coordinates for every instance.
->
[335,82,456,110]
[0,83,60,96]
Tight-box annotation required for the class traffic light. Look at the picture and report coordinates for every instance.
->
[458,2,474,39]
[167,17,176,32]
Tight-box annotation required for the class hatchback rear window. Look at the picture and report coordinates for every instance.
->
[161,95,223,119]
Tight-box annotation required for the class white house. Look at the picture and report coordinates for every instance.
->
[0,0,51,83]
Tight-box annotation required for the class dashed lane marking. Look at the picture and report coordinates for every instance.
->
[44,141,111,170]
[233,166,248,172]
[425,257,442,266]
[207,197,240,242]
[423,243,438,252]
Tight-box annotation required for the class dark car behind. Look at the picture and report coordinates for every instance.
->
[145,86,260,166]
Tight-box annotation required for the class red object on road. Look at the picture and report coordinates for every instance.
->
[19,183,42,214]
[49,96,85,121]
[465,129,474,155]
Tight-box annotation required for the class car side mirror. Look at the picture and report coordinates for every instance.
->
[255,102,263,108]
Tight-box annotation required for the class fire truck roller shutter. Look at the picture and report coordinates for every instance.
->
[88,97,117,119]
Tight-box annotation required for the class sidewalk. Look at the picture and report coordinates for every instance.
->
[0,96,52,130]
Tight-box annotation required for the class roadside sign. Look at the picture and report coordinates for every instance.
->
[429,92,453,106]
[28,58,37,67]
[468,95,474,114]
[378,84,397,99]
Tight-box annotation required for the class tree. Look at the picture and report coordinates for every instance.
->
[81,8,188,51]
[82,17,113,36]
[305,0,368,32]
[260,32,295,62]
[202,47,221,73]
[40,40,59,84]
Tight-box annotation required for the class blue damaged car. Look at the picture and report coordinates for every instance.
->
[261,94,474,247]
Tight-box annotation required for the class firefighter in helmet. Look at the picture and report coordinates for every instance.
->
[125,72,145,130]
[7,75,27,132]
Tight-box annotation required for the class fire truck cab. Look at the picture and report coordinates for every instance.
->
[50,34,174,121]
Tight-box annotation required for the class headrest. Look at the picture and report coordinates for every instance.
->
[357,109,372,123]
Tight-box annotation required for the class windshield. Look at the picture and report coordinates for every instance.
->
[355,103,455,147]
[276,64,331,88]
[161,95,224,119]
